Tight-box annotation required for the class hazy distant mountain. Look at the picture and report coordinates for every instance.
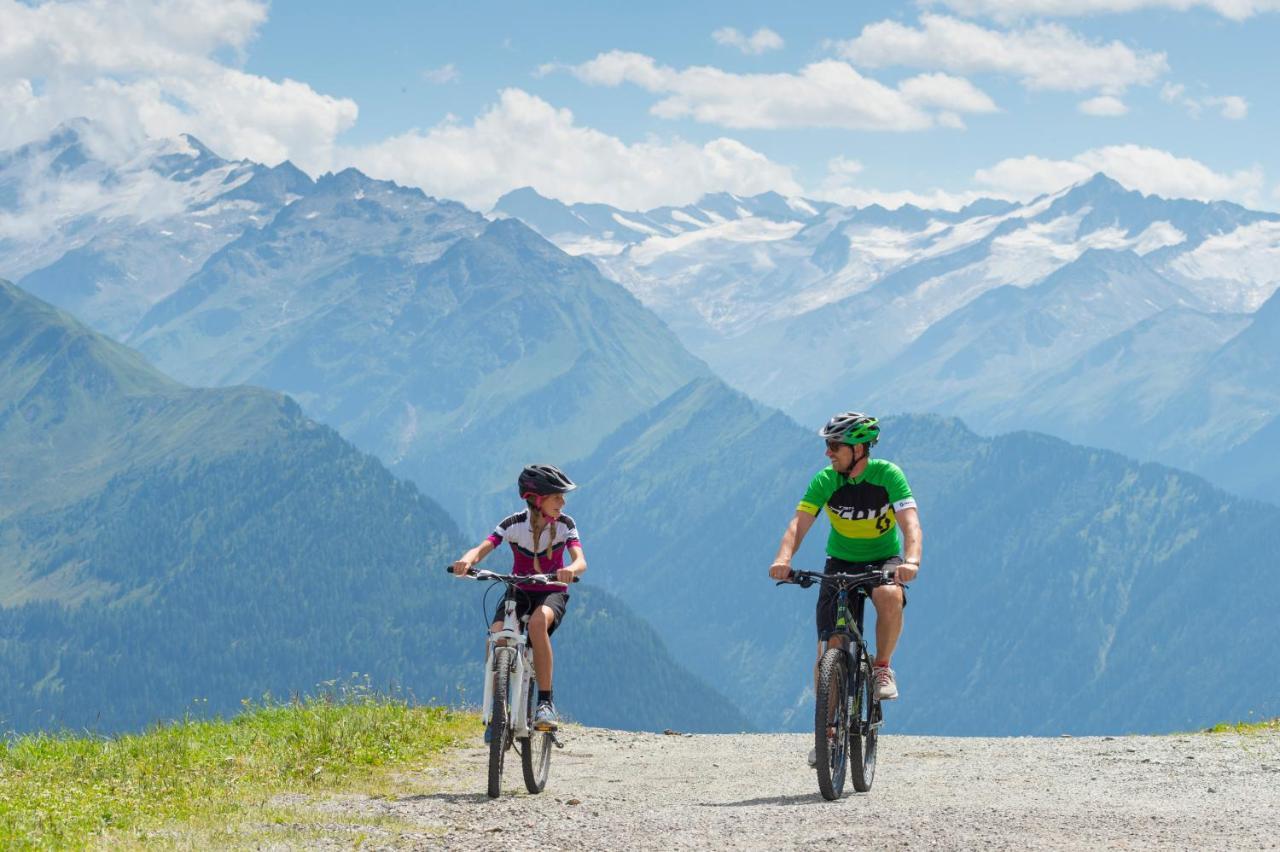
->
[492,185,834,253]
[0,119,312,338]
[571,377,1280,735]
[0,279,749,735]
[507,174,1280,503]
[127,174,709,528]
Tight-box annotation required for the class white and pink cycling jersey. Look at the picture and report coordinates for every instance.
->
[486,510,583,591]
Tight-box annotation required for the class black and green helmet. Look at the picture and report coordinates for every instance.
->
[819,411,880,447]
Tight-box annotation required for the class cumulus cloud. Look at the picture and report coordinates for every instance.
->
[712,26,785,55]
[1078,95,1129,116]
[1161,83,1248,119]
[922,0,1280,22]
[0,0,357,171]
[837,14,1167,93]
[343,88,803,210]
[974,145,1265,205]
[423,64,460,84]
[563,51,997,131]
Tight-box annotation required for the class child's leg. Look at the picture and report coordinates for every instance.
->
[527,605,556,692]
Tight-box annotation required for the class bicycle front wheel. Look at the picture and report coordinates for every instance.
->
[814,646,850,801]
[487,647,514,799]
[521,684,553,793]
[850,657,879,792]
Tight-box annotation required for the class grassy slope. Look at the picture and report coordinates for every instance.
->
[0,687,473,849]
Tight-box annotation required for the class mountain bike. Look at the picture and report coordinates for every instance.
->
[780,566,892,799]
[446,567,576,798]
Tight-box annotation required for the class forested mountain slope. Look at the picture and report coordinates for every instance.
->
[0,280,747,734]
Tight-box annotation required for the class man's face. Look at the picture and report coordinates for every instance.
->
[826,440,856,471]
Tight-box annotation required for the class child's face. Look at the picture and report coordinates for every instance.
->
[540,493,566,518]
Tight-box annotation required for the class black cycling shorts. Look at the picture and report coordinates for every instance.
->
[491,589,569,635]
[816,555,907,640]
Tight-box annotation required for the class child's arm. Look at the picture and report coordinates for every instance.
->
[555,545,587,584]
[451,539,496,575]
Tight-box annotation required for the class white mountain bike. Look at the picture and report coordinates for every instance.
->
[446,567,575,798]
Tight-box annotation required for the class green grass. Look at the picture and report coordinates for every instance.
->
[1205,717,1280,734]
[0,683,474,849]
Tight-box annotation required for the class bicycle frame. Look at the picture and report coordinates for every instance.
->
[788,568,890,736]
[450,567,574,740]
[826,585,872,667]
[826,585,882,737]
[482,591,535,739]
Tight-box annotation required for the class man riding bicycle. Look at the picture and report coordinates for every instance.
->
[767,412,922,765]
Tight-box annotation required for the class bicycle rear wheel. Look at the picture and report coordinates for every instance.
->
[521,683,553,793]
[487,647,513,799]
[850,657,879,792]
[814,647,850,800]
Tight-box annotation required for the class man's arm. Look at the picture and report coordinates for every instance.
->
[895,506,922,582]
[451,539,496,575]
[768,510,819,579]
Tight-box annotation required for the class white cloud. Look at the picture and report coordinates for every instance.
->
[923,0,1280,22]
[1161,83,1249,119]
[344,88,803,210]
[423,64,460,84]
[564,51,996,131]
[837,14,1167,93]
[712,26,785,55]
[1078,95,1129,116]
[1215,95,1249,119]
[0,0,357,171]
[975,145,1265,205]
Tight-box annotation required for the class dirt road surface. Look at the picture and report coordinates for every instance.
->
[291,725,1280,850]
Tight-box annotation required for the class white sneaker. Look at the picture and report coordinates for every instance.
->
[873,665,899,700]
[807,748,817,768]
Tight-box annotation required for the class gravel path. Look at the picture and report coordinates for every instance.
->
[297,725,1280,850]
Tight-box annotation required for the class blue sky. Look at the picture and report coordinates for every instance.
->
[3,0,1278,210]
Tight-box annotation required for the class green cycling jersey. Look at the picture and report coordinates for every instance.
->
[797,458,917,563]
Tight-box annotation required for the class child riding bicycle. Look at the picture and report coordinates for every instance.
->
[451,464,587,731]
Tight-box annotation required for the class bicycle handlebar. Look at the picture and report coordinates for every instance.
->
[444,565,579,585]
[776,567,894,589]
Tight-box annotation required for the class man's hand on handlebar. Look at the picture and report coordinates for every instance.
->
[768,561,792,581]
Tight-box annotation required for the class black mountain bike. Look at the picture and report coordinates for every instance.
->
[446,567,576,798]
[781,567,891,799]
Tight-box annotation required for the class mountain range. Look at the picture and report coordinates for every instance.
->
[0,279,749,735]
[3,122,1277,738]
[571,377,1280,735]
[498,180,1280,505]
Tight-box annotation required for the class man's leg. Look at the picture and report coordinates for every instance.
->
[870,584,905,699]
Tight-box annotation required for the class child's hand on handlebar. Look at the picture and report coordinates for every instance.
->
[451,559,474,576]
[555,568,578,584]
